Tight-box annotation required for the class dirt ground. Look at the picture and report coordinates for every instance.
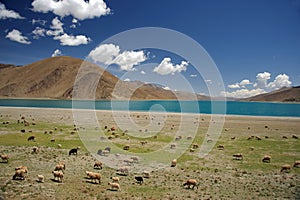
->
[0,107,299,200]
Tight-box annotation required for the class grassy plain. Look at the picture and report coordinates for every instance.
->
[0,107,299,200]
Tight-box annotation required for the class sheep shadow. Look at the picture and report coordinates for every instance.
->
[50,178,62,183]
[83,177,101,185]
[106,188,119,192]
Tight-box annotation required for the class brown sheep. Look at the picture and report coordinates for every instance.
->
[293,161,300,168]
[13,169,26,180]
[108,182,120,191]
[0,154,9,163]
[183,179,198,189]
[86,171,101,184]
[54,163,66,171]
[111,176,120,183]
[52,171,64,182]
[262,155,271,163]
[15,166,28,173]
[94,161,103,169]
[281,164,291,172]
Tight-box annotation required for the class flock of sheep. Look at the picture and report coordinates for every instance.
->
[1,113,299,197]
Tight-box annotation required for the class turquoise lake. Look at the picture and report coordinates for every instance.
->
[0,99,299,117]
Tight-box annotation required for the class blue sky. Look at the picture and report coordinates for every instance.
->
[0,0,300,98]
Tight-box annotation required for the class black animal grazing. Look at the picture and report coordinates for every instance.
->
[135,176,143,184]
[69,147,79,156]
[27,136,35,141]
[104,147,111,153]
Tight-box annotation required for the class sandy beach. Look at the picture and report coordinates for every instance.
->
[0,106,299,199]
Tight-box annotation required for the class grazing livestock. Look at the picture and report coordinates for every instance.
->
[135,176,143,184]
[131,156,139,163]
[69,147,80,156]
[86,171,101,184]
[108,182,120,191]
[171,159,177,167]
[15,166,28,173]
[192,144,199,149]
[175,136,182,141]
[255,136,262,141]
[143,171,150,178]
[183,179,198,189]
[292,135,298,139]
[94,161,103,169]
[0,154,9,163]
[170,144,176,149]
[37,175,44,183]
[111,176,120,183]
[104,146,111,152]
[52,171,64,182]
[233,153,243,160]
[54,163,66,171]
[32,146,39,153]
[282,136,288,139]
[13,169,26,180]
[262,155,271,163]
[217,145,225,150]
[190,148,195,152]
[123,145,130,150]
[117,166,129,176]
[281,164,291,173]
[293,161,300,168]
[27,136,35,141]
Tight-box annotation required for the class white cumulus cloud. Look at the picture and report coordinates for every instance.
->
[253,72,271,89]
[239,79,251,87]
[267,74,291,89]
[51,49,62,57]
[46,17,64,36]
[54,33,91,46]
[228,83,240,89]
[32,27,46,39]
[221,88,266,98]
[140,70,146,75]
[31,0,110,20]
[31,19,46,26]
[153,57,188,75]
[0,2,25,19]
[114,51,147,71]
[88,43,147,71]
[89,44,120,65]
[5,29,31,44]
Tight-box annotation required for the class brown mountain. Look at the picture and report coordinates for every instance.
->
[0,56,209,100]
[241,86,300,102]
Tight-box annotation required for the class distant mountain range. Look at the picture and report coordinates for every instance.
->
[0,56,299,102]
[240,86,300,102]
[0,56,209,100]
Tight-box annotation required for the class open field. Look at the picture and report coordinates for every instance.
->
[0,107,299,200]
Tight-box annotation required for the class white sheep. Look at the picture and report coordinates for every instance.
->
[171,159,177,167]
[124,159,134,166]
[52,171,64,182]
[117,166,129,176]
[37,175,44,183]
[108,182,120,191]
[32,146,39,153]
[262,155,271,163]
[143,170,150,178]
[130,156,139,163]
